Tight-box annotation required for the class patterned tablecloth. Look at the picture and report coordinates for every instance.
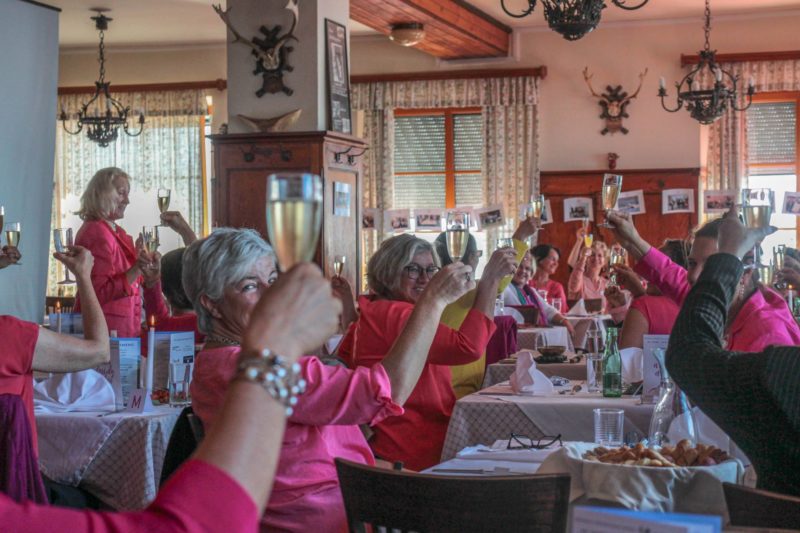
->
[564,315,610,351]
[517,326,574,352]
[482,360,587,388]
[36,407,180,510]
[441,384,653,462]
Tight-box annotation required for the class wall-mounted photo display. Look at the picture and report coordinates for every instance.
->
[704,190,736,213]
[333,182,351,217]
[783,192,800,215]
[474,205,504,230]
[662,188,695,214]
[563,197,594,222]
[615,189,646,215]
[413,209,443,231]
[362,208,378,230]
[385,209,411,233]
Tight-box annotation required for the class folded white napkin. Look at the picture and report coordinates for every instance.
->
[509,351,555,395]
[34,370,115,413]
[620,347,643,383]
[566,299,587,316]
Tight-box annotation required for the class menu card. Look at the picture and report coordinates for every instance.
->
[95,337,141,409]
[642,334,669,403]
[572,506,721,532]
[153,331,195,391]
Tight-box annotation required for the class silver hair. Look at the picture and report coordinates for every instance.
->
[182,227,276,334]
[367,233,439,299]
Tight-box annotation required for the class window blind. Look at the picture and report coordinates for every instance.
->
[747,102,796,176]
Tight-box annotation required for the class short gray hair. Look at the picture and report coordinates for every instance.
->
[367,234,439,299]
[76,167,130,221]
[182,228,276,333]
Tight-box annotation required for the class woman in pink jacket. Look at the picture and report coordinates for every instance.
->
[608,211,800,351]
[74,167,147,337]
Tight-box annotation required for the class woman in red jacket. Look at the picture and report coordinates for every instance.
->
[74,167,148,337]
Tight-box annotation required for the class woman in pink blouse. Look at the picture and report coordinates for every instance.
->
[528,244,567,306]
[609,211,800,351]
[183,228,475,532]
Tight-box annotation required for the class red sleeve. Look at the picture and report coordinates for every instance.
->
[0,316,38,379]
[0,460,258,532]
[143,281,171,322]
[76,224,134,305]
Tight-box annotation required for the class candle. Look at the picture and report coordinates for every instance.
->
[714,68,722,82]
[146,316,155,391]
[55,301,62,335]
[658,77,666,90]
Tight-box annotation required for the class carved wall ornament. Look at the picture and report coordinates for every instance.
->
[583,67,648,135]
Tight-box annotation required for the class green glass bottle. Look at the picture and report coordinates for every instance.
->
[602,326,622,398]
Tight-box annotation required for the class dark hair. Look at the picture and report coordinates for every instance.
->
[693,217,724,240]
[659,239,690,269]
[531,244,561,266]
[161,248,192,311]
[433,231,477,266]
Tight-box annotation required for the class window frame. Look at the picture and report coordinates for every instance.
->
[394,107,482,209]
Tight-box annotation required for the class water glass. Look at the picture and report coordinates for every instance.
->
[168,362,193,406]
[594,408,624,447]
[586,354,603,393]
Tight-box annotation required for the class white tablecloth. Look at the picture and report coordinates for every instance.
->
[482,360,587,388]
[565,314,610,351]
[517,326,574,352]
[36,406,180,510]
[441,383,653,462]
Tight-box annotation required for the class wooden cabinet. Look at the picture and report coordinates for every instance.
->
[209,131,366,289]
[538,168,700,290]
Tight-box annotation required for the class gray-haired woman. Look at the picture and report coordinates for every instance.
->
[183,228,476,531]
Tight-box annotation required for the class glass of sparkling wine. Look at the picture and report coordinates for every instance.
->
[157,189,171,225]
[741,188,774,229]
[529,193,545,225]
[445,211,471,262]
[333,255,346,277]
[600,174,622,228]
[496,237,514,250]
[774,244,786,288]
[5,222,21,265]
[142,226,160,270]
[583,232,594,256]
[266,173,323,272]
[53,228,75,284]
[608,248,626,287]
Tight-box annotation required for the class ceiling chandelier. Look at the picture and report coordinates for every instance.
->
[500,0,650,41]
[60,10,144,147]
[657,0,754,125]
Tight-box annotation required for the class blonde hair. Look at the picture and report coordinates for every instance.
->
[367,234,439,299]
[76,167,130,221]
[591,240,609,259]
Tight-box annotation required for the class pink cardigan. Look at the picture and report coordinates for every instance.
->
[0,460,258,532]
[634,247,800,351]
[75,220,142,338]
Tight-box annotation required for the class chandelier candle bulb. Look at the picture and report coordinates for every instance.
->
[659,77,666,90]
[146,317,155,391]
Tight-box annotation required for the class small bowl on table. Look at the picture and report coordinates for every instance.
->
[536,345,567,363]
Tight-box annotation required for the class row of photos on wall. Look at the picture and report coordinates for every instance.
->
[361,189,800,234]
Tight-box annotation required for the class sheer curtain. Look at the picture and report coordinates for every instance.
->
[50,89,207,294]
[352,75,540,258]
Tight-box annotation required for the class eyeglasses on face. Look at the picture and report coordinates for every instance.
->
[403,264,441,280]
[507,433,562,450]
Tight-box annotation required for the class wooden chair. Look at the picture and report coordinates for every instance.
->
[335,458,570,533]
[45,296,75,315]
[723,482,800,529]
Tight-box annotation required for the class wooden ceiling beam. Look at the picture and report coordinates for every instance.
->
[350,0,511,60]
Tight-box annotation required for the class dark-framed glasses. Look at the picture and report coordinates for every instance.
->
[403,264,440,280]
[507,433,562,450]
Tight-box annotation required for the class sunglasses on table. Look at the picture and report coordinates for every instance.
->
[507,433,562,450]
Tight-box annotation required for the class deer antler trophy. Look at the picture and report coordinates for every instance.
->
[583,67,648,135]
[213,0,299,97]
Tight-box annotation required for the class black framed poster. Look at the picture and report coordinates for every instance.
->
[325,19,352,134]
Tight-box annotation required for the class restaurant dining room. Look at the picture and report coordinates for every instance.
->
[2,0,800,530]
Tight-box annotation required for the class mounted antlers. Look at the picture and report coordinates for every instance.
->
[582,67,648,135]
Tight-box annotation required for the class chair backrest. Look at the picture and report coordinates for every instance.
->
[335,458,570,533]
[159,406,204,487]
[723,482,800,529]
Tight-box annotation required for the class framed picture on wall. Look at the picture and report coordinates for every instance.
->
[325,19,352,134]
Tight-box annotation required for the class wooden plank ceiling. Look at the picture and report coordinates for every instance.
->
[350,0,511,60]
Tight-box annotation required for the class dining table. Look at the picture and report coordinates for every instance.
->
[35,406,181,510]
[517,325,574,352]
[482,358,587,388]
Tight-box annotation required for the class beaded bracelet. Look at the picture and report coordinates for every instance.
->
[235,348,307,416]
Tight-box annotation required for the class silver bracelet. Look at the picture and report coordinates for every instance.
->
[235,348,306,416]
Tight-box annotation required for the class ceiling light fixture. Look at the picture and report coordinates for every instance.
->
[60,10,144,147]
[500,0,649,41]
[657,0,754,124]
[389,23,425,47]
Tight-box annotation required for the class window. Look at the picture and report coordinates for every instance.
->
[393,109,488,274]
[746,95,800,253]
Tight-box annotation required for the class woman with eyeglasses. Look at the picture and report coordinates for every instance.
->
[339,233,519,470]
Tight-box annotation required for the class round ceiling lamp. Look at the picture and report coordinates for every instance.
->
[389,23,425,47]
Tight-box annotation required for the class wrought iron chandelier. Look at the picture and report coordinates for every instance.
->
[60,11,144,147]
[657,0,754,125]
[500,0,650,41]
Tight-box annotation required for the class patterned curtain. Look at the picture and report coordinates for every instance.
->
[50,89,207,294]
[352,75,540,252]
[706,59,800,195]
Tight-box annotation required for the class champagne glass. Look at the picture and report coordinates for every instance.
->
[445,211,470,262]
[266,173,323,272]
[757,261,774,287]
[599,174,622,228]
[5,222,21,265]
[333,255,346,277]
[53,228,75,284]
[583,233,594,257]
[142,226,160,271]
[496,237,514,250]
[608,248,626,287]
[774,244,786,289]
[157,189,171,225]
[529,194,545,223]
[741,188,774,229]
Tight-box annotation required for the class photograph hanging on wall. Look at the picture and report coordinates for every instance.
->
[362,208,378,230]
[662,188,695,214]
[615,189,646,215]
[333,182,351,217]
[783,192,800,215]
[385,209,411,233]
[704,190,736,213]
[563,197,594,222]
[414,209,443,231]
[325,19,352,134]
[475,205,504,230]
